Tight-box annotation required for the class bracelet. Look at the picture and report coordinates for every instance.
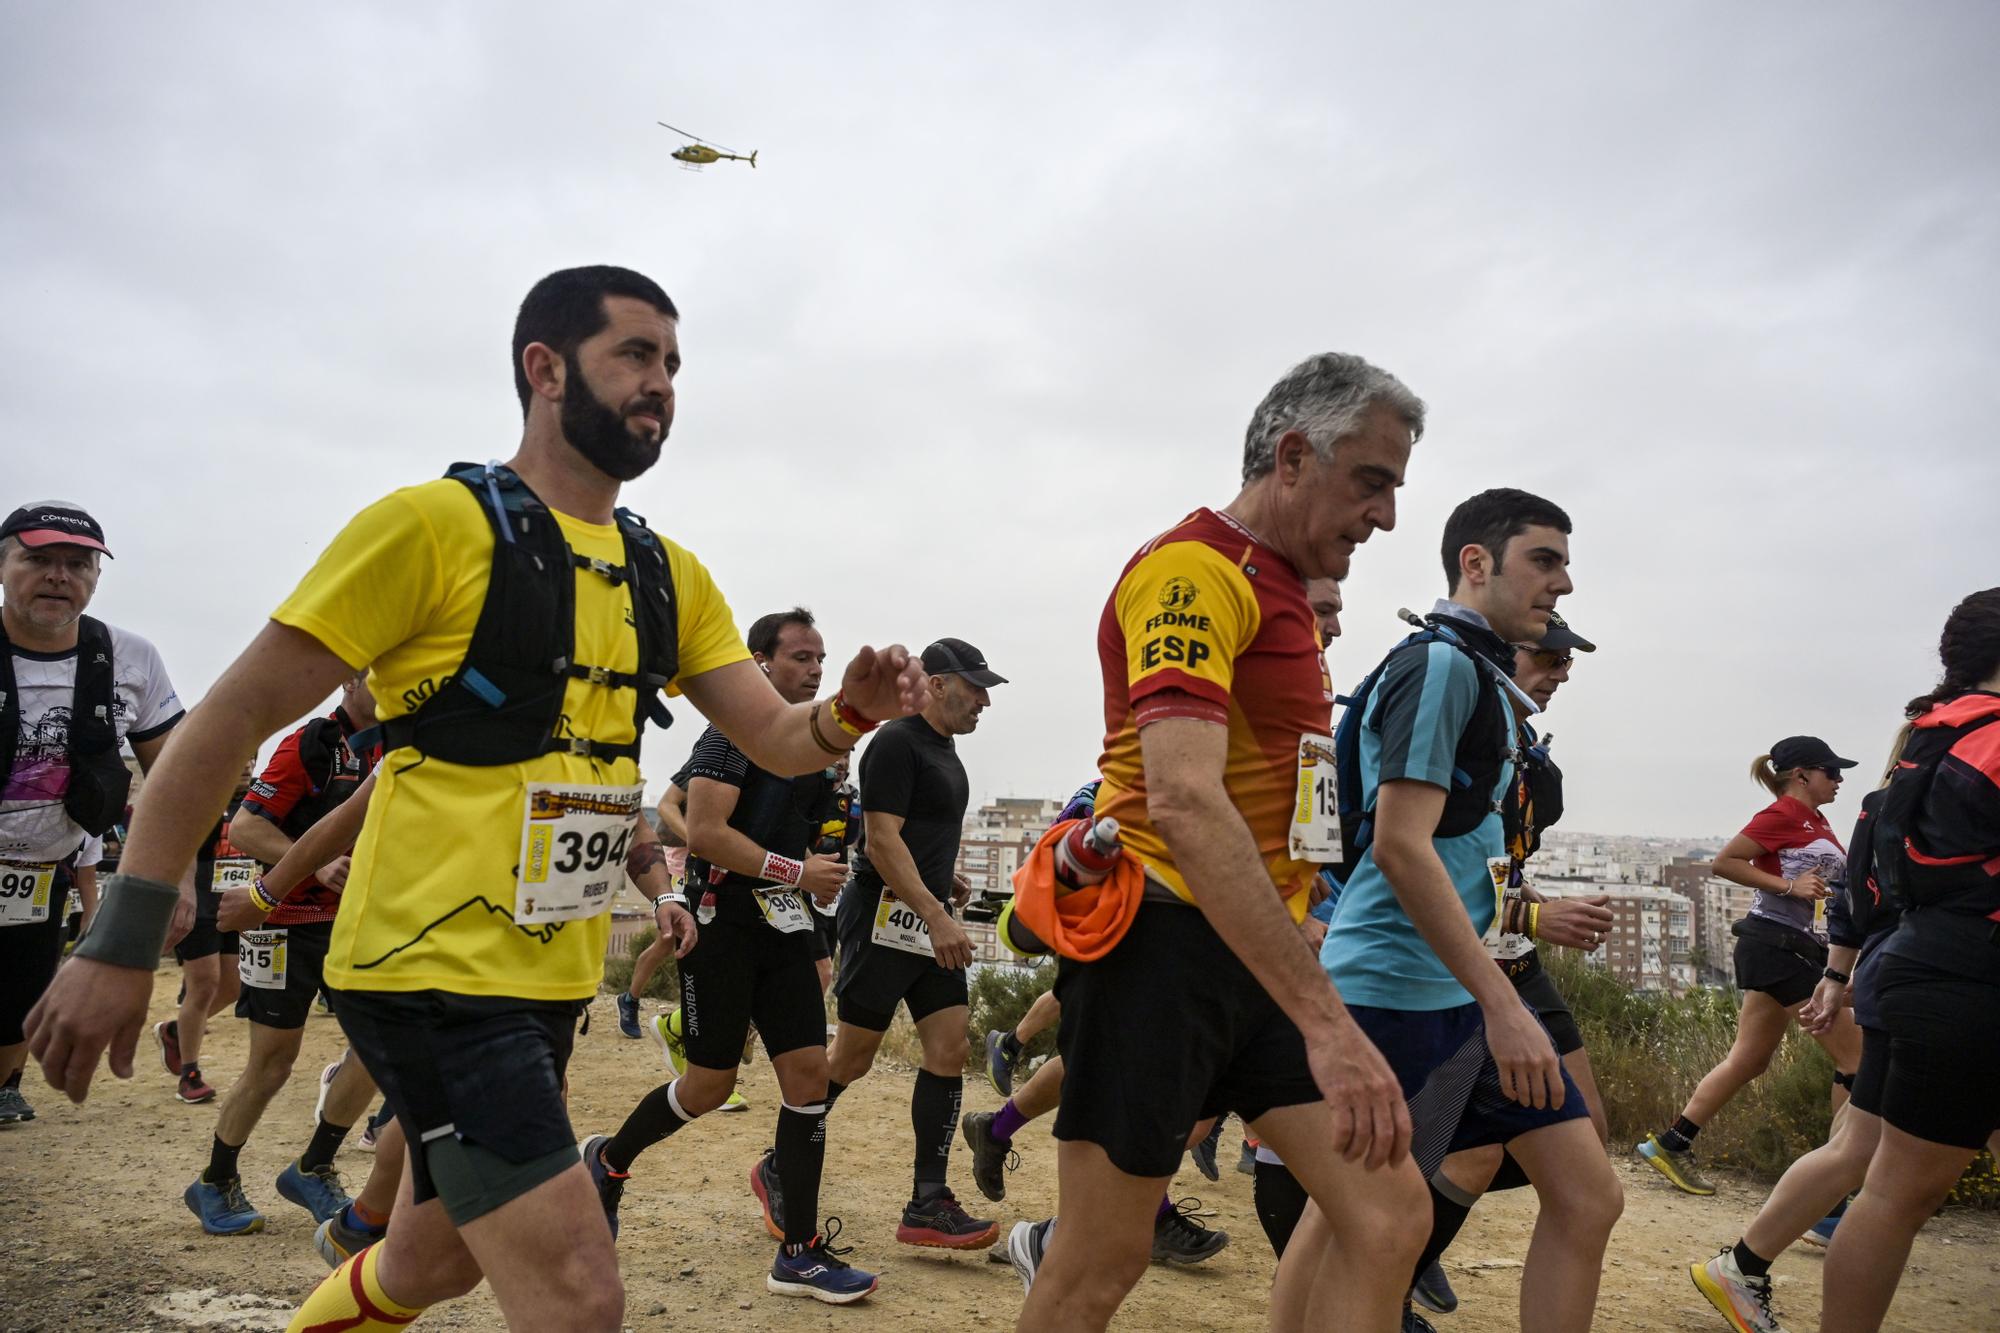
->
[1823,966,1851,984]
[806,703,847,756]
[759,852,804,886]
[248,876,280,913]
[652,892,688,911]
[1526,902,1541,941]
[828,690,878,737]
[1781,878,1795,897]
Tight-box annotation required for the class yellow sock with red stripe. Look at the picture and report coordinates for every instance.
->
[287,1244,425,1332]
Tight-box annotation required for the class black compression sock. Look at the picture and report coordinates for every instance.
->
[3,1068,20,1091]
[605,1078,696,1174]
[1488,1150,1531,1193]
[205,1135,243,1185]
[1659,1116,1701,1153]
[300,1117,351,1174]
[911,1069,962,1196]
[776,1099,829,1247]
[1733,1238,1773,1278]
[999,1030,1024,1059]
[1252,1159,1310,1258]
[823,1079,847,1112]
[1411,1177,1477,1286]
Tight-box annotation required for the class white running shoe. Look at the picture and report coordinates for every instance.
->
[1690,1248,1786,1333]
[313,1054,345,1125]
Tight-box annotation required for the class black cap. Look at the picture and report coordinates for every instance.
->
[1770,736,1857,771]
[922,638,1007,688]
[1539,612,1594,654]
[0,501,111,557]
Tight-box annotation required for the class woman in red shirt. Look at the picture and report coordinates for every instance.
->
[1636,736,1863,1195]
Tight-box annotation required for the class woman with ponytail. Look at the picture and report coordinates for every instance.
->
[1819,588,2000,1332]
[1637,737,1864,1197]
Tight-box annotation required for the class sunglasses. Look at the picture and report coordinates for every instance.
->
[1515,647,1574,671]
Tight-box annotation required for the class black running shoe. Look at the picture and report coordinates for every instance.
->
[1412,1258,1458,1314]
[897,1188,998,1249]
[580,1134,626,1240]
[960,1110,1018,1203]
[1152,1197,1229,1266]
[1402,1305,1439,1333]
[1189,1118,1224,1182]
[751,1147,786,1239]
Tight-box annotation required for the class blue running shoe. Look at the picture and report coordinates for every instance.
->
[1801,1210,1841,1248]
[314,1206,385,1268]
[768,1219,878,1305]
[185,1176,265,1235]
[582,1134,627,1240]
[616,992,642,1039]
[984,1029,1019,1097]
[277,1160,352,1224]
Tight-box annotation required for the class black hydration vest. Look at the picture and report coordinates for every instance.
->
[278,711,374,841]
[369,463,679,766]
[0,614,132,837]
[1873,703,2000,914]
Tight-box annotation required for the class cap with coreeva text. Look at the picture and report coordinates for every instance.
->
[1539,612,1594,654]
[0,502,112,557]
[1770,735,1858,772]
[922,638,1008,688]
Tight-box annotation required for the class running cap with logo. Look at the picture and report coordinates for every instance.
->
[0,501,112,557]
[922,637,1008,688]
[1769,735,1857,771]
[1538,611,1594,654]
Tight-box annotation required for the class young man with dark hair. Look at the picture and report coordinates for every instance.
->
[825,637,1004,1250]
[25,266,927,1333]
[1312,489,1623,1333]
[583,610,877,1304]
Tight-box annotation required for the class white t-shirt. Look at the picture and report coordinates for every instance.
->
[2,621,181,864]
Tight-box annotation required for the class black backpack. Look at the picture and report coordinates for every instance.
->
[1872,700,2000,913]
[0,614,133,837]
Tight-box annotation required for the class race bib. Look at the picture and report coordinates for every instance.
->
[213,858,258,894]
[1482,856,1534,961]
[239,928,288,990]
[0,860,55,926]
[515,783,644,927]
[1290,734,1342,863]
[870,888,935,957]
[756,887,813,935]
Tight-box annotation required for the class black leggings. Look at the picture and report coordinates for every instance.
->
[1254,1158,1311,1257]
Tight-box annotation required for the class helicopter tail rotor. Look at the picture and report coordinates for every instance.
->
[749,151,758,168]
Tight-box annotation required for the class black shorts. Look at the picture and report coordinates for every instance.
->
[331,987,586,1225]
[1348,999,1587,1180]
[1505,951,1585,1056]
[676,914,825,1068]
[1868,953,2000,1150]
[1847,1025,1891,1119]
[233,920,334,1031]
[174,882,239,964]
[832,879,967,1031]
[1,912,68,1047]
[1732,935,1820,1007]
[1052,900,1320,1178]
[811,905,837,963]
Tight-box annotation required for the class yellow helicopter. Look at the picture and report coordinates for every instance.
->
[657,121,757,170]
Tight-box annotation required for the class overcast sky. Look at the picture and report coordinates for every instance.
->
[5,2,1996,840]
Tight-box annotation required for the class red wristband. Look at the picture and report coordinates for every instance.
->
[760,852,804,886]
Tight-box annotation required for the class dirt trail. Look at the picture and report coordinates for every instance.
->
[2,968,1995,1330]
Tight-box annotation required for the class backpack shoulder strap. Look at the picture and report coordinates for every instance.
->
[70,617,119,755]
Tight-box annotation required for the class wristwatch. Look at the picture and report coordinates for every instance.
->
[1822,966,1851,984]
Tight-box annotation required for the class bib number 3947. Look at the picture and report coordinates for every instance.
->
[0,861,56,926]
[515,783,643,927]
[1289,734,1342,863]
[239,928,288,990]
[871,888,935,957]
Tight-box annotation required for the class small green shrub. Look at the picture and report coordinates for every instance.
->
[967,962,1060,1068]
[600,928,680,1001]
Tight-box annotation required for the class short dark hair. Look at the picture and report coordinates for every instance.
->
[512,266,678,415]
[747,607,817,660]
[1440,488,1572,593]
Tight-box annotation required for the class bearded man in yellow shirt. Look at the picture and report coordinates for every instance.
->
[26,265,927,1332]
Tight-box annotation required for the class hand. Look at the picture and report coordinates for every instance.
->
[1300,916,1328,952]
[164,890,195,949]
[1304,1018,1411,1169]
[1483,997,1564,1110]
[1536,895,1615,952]
[1788,871,1831,901]
[799,854,847,905]
[928,913,974,970]
[951,871,973,909]
[653,901,699,958]
[215,887,269,933]
[23,957,156,1103]
[836,644,929,724]
[1800,976,1850,1035]
[318,855,352,891]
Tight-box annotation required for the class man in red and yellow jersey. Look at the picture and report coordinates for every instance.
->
[1018,354,1432,1333]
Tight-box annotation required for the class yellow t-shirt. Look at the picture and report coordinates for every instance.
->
[273,478,749,1000]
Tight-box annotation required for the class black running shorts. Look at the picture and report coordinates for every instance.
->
[233,920,334,1031]
[174,868,239,964]
[1507,953,1584,1056]
[1732,935,1820,1008]
[1052,899,1321,1179]
[676,914,826,1068]
[0,912,68,1046]
[831,878,967,1031]
[811,904,837,963]
[1869,953,2000,1150]
[331,988,586,1225]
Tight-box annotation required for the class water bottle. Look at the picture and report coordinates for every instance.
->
[1053,817,1122,892]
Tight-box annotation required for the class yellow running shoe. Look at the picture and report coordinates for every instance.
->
[1637,1133,1716,1195]
[647,1009,687,1077]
